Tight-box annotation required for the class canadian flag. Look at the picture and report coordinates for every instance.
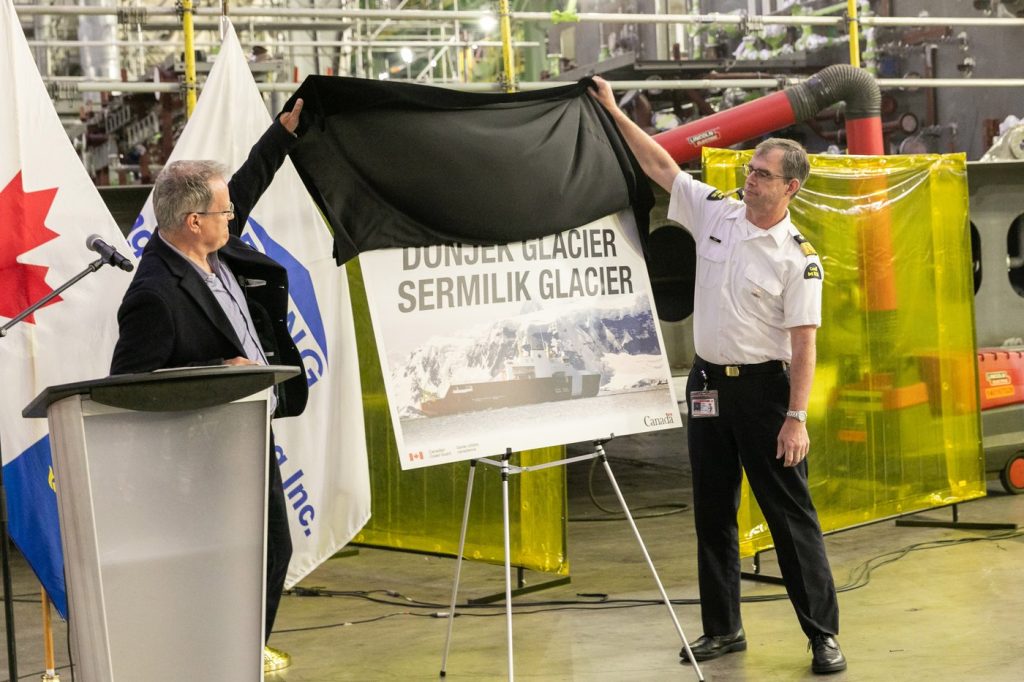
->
[0,0,135,618]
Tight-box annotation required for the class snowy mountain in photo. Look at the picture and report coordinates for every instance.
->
[388,294,669,418]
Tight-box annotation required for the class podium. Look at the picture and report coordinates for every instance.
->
[23,365,300,682]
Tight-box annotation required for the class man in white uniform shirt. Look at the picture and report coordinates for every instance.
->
[590,77,845,675]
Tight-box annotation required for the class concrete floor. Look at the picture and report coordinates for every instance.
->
[2,426,1023,681]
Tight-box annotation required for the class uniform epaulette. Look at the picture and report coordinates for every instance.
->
[793,233,817,257]
[706,188,743,201]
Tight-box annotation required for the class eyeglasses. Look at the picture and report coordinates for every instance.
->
[744,164,789,182]
[195,202,234,218]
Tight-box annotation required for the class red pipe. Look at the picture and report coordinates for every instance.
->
[846,117,884,155]
[653,64,883,162]
[654,91,796,162]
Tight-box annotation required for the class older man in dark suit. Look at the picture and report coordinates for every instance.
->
[110,101,307,672]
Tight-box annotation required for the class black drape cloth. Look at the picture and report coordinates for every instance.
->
[283,76,654,265]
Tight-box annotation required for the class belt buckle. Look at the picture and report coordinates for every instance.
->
[725,365,740,377]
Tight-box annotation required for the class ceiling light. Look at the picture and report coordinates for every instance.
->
[479,14,497,32]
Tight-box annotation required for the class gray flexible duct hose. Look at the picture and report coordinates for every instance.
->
[785,63,881,122]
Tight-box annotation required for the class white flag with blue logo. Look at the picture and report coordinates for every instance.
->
[125,19,370,586]
[0,0,135,618]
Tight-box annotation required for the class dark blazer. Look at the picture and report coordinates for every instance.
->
[109,123,308,418]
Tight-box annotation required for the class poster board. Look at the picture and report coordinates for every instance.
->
[360,210,680,469]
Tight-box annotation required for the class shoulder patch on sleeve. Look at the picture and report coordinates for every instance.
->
[706,189,725,201]
[793,233,817,256]
[803,262,822,280]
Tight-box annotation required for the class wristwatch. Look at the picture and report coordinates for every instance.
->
[786,410,807,422]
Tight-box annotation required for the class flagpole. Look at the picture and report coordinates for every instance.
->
[0,439,18,682]
[41,588,58,680]
[181,0,199,116]
[497,0,516,93]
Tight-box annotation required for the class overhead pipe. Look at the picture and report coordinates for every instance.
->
[652,63,883,162]
[13,4,1024,28]
[25,39,540,48]
[58,75,1024,96]
[77,0,119,98]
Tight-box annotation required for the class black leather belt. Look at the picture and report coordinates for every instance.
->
[694,356,787,378]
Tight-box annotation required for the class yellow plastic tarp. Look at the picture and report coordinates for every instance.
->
[703,149,984,556]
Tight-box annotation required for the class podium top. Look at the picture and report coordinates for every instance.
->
[23,365,301,418]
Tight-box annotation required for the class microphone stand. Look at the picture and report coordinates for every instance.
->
[1,254,123,682]
[0,256,110,339]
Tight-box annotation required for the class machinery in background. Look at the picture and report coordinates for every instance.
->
[976,348,1024,492]
[967,160,1024,493]
[980,118,1024,161]
[554,0,1021,161]
[13,0,1024,184]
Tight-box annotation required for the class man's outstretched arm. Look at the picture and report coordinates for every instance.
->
[588,77,680,193]
[228,98,305,233]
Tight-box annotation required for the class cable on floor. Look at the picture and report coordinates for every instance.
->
[275,527,1024,632]
[567,456,690,522]
[274,611,412,634]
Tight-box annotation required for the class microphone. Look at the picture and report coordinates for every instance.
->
[86,234,134,272]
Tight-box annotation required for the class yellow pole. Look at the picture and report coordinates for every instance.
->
[847,0,861,68]
[41,589,57,679]
[182,0,198,116]
[497,0,516,93]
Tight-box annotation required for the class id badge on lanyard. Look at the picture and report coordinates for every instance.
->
[690,370,719,418]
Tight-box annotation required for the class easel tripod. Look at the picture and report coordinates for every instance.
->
[438,440,705,681]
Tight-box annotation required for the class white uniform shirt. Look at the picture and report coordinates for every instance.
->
[667,171,823,365]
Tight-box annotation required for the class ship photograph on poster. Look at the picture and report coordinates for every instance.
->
[389,293,673,424]
[417,337,602,418]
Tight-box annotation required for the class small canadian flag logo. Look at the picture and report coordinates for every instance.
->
[408,451,424,462]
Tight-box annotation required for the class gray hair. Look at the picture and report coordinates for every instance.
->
[754,137,810,187]
[153,160,229,233]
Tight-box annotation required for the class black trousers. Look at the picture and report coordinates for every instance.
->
[266,434,293,643]
[685,361,839,639]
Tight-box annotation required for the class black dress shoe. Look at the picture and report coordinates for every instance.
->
[809,634,847,674]
[679,628,746,662]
